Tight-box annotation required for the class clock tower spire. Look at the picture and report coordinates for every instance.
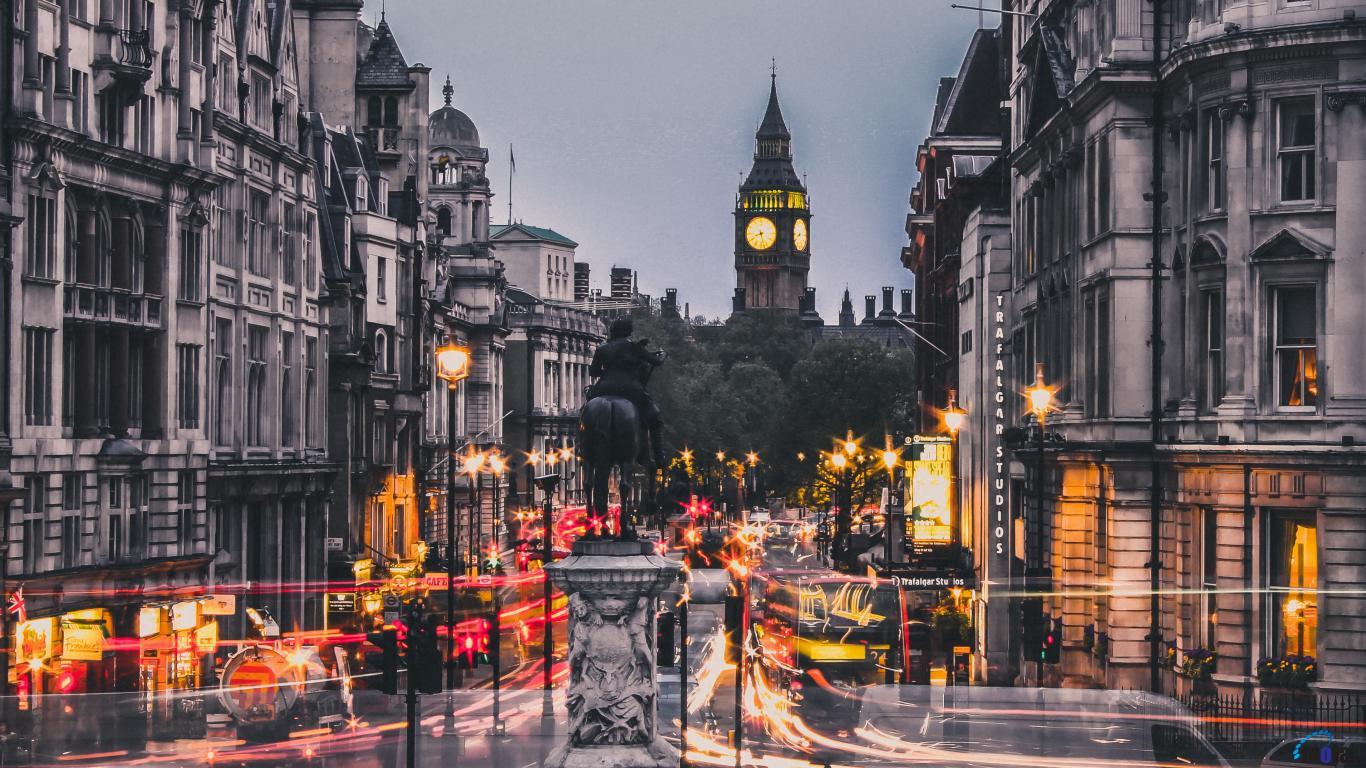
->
[733,69,809,313]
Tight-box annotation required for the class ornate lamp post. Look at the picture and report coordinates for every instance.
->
[1024,363,1053,686]
[943,389,967,559]
[435,344,471,725]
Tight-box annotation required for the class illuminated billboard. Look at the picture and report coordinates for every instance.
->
[906,436,953,547]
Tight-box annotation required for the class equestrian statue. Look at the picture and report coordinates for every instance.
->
[579,317,666,538]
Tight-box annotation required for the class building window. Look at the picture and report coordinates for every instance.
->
[960,330,972,355]
[177,470,196,550]
[134,94,154,154]
[177,343,201,428]
[246,325,268,446]
[1272,286,1317,408]
[1199,290,1224,411]
[214,185,235,267]
[281,331,295,446]
[1200,507,1218,649]
[23,327,55,426]
[303,213,316,290]
[25,195,56,279]
[1278,99,1316,203]
[1096,132,1111,234]
[1266,510,1317,658]
[214,318,233,445]
[23,476,46,573]
[63,473,82,512]
[247,190,271,277]
[304,336,318,447]
[376,257,387,303]
[281,202,297,286]
[366,97,381,127]
[437,207,452,236]
[1205,112,1224,211]
[180,226,202,301]
[374,330,388,374]
[60,514,81,569]
[71,69,89,135]
[251,74,271,130]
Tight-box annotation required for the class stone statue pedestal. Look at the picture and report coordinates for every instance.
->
[543,539,683,768]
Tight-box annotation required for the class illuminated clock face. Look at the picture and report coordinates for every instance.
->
[745,216,777,250]
[793,219,808,251]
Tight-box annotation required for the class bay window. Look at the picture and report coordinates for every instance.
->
[1266,510,1317,658]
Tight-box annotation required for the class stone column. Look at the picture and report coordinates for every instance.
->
[543,539,682,768]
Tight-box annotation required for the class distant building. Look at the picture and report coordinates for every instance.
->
[574,262,592,302]
[492,223,603,504]
[609,266,637,301]
[732,74,810,312]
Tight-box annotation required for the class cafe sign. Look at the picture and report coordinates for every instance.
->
[60,623,105,662]
[15,618,56,666]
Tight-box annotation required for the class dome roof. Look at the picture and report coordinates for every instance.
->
[429,105,480,149]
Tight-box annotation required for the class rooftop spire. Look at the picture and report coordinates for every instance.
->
[443,75,453,106]
[758,63,790,140]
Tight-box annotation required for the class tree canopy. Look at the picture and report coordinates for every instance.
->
[629,309,917,502]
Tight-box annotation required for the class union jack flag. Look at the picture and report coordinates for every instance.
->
[7,587,27,623]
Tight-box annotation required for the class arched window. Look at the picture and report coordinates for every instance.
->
[383,97,398,127]
[374,330,388,373]
[366,97,381,127]
[436,207,452,237]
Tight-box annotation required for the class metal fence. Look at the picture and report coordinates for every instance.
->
[1176,692,1366,762]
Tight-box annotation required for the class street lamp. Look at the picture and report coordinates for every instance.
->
[1023,363,1052,686]
[943,389,967,435]
[435,343,471,726]
[488,452,508,571]
[829,449,851,571]
[463,449,486,578]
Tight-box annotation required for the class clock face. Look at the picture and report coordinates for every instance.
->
[745,216,777,250]
[793,219,808,251]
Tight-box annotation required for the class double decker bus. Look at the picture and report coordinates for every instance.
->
[755,572,907,732]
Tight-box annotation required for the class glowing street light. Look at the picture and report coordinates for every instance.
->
[462,450,485,476]
[880,447,899,472]
[1027,362,1053,420]
[487,453,508,476]
[715,451,726,463]
[434,344,472,388]
[943,388,967,434]
[830,452,848,470]
[744,451,759,467]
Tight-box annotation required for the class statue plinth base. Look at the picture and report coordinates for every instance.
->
[543,539,683,768]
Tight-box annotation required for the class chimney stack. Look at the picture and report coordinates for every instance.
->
[899,289,913,318]
[881,286,895,315]
[863,295,877,324]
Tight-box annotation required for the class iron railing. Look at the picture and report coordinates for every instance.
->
[1175,691,1366,761]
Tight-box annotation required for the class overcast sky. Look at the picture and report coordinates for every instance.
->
[381,0,989,319]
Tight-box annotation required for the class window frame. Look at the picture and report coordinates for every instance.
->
[1269,284,1319,412]
[1275,97,1317,204]
[1204,110,1225,212]
[1263,508,1319,659]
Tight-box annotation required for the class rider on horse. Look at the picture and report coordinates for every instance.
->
[585,317,665,467]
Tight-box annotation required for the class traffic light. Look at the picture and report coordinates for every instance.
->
[656,609,677,668]
[723,592,744,664]
[365,627,401,695]
[484,545,502,573]
[1020,597,1043,652]
[1042,616,1062,664]
[408,614,444,694]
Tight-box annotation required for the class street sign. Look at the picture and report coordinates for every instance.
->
[326,537,344,552]
[327,593,356,615]
[219,646,298,723]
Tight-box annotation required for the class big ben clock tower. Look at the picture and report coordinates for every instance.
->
[733,71,810,313]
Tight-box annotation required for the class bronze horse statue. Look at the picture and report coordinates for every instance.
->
[578,362,661,538]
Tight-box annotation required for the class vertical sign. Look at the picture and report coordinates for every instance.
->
[991,293,1009,557]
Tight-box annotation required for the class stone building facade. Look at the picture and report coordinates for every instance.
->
[494,224,605,506]
[3,0,332,744]
[920,1,1366,697]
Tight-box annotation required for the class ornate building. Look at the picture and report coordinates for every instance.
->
[424,78,509,562]
[493,224,604,505]
[292,6,433,583]
[4,0,331,746]
[732,74,810,313]
[925,1,1366,697]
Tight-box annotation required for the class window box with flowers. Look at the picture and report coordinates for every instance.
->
[1257,655,1317,697]
[1180,648,1217,697]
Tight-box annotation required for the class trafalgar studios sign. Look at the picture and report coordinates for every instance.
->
[990,293,1009,559]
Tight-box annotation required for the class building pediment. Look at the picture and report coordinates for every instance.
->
[1249,228,1330,262]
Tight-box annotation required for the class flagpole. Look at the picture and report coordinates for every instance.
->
[507,143,514,225]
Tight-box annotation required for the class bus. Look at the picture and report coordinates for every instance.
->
[755,572,906,733]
